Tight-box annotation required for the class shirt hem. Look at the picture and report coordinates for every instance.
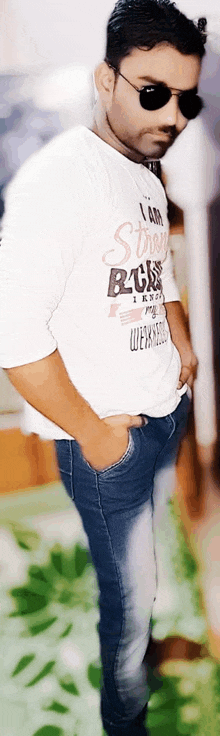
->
[19,387,187,440]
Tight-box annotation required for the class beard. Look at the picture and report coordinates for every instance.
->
[106,112,178,162]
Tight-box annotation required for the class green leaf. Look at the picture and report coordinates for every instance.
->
[29,617,57,636]
[150,727,179,736]
[87,662,102,690]
[10,587,47,615]
[45,700,69,714]
[27,567,53,597]
[32,727,63,736]
[29,566,47,580]
[12,654,36,676]
[59,623,73,638]
[18,540,31,550]
[147,708,176,728]
[58,590,73,605]
[29,566,52,586]
[8,611,20,618]
[27,581,51,597]
[147,664,163,695]
[51,548,63,575]
[60,677,79,696]
[8,522,40,551]
[59,551,76,581]
[26,661,56,687]
[74,544,90,577]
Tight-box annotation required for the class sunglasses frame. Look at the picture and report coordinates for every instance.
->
[108,64,203,120]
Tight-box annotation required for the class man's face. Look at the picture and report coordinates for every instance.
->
[105,44,201,161]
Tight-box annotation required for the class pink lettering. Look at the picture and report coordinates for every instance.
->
[102,220,169,267]
[134,222,149,259]
[102,222,133,267]
[153,233,160,253]
[144,229,153,254]
[108,303,121,318]
[160,232,168,252]
[150,238,156,255]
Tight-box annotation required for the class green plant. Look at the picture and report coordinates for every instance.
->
[148,500,220,735]
[147,659,220,736]
[1,507,220,736]
[1,522,101,736]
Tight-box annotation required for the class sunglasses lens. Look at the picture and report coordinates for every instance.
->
[179,92,203,120]
[139,83,203,120]
[139,84,170,111]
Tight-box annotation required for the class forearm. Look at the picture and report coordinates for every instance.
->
[5,349,101,445]
[5,348,143,471]
[165,300,197,387]
[165,300,191,353]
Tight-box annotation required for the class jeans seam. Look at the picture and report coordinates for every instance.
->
[152,413,176,481]
[95,472,127,717]
[166,412,176,440]
[152,412,176,591]
[152,414,176,512]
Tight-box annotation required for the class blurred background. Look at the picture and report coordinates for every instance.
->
[1,1,220,735]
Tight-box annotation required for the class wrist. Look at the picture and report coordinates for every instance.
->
[76,412,103,449]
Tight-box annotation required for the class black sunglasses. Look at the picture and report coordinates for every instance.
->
[109,66,203,120]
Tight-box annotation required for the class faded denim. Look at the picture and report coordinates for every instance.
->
[55,392,190,735]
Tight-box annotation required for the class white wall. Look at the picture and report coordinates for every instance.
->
[1,0,220,74]
[1,0,112,73]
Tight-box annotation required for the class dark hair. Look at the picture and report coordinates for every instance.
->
[105,0,206,70]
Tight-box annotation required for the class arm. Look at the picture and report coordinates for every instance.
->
[1,158,142,471]
[161,167,184,236]
[165,300,197,388]
[160,231,197,389]
[5,350,142,470]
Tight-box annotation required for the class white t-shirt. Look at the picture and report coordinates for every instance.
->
[0,125,184,439]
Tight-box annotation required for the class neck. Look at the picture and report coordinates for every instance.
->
[92,106,147,164]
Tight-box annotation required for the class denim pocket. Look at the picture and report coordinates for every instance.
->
[55,440,74,500]
[97,430,135,475]
[80,430,135,475]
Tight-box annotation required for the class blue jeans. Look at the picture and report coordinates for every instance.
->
[55,392,190,735]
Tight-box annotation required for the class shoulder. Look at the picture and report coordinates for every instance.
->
[5,125,110,200]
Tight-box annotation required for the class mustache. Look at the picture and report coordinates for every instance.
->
[155,126,178,141]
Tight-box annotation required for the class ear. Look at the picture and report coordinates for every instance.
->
[94,61,115,102]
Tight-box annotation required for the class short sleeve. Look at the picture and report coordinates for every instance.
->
[0,149,85,367]
[161,246,180,303]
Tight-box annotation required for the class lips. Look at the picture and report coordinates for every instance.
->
[148,132,174,143]
[153,133,173,141]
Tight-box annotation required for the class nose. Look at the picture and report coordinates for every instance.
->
[161,93,181,126]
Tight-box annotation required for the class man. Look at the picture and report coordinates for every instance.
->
[0,1,205,733]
